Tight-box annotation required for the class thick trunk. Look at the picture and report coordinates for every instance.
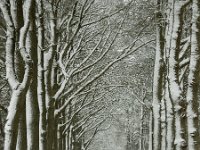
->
[186,0,200,149]
[15,21,26,150]
[1,5,19,148]
[26,88,39,150]
[4,90,25,150]
[46,95,56,150]
[151,7,164,150]
[26,6,39,149]
[16,104,27,150]
[45,3,57,148]
[150,0,166,149]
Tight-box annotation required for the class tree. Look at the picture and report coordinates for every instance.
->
[150,0,200,149]
[0,0,153,150]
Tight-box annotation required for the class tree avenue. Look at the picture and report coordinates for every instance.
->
[0,0,199,150]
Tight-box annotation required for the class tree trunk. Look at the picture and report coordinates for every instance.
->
[165,82,175,150]
[151,0,165,148]
[16,103,27,150]
[26,87,39,150]
[160,98,166,150]
[0,112,4,138]
[4,90,26,150]
[139,105,144,150]
[186,0,200,149]
[36,0,47,149]
[166,2,190,149]
[148,111,153,150]
[1,0,34,149]
[26,5,39,149]
[45,2,57,148]
[46,96,56,150]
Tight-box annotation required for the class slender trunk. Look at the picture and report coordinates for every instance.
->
[37,72,47,150]
[165,82,175,150]
[139,105,144,150]
[62,132,66,150]
[0,112,4,138]
[62,105,66,150]
[36,0,47,149]
[67,103,72,150]
[69,125,73,150]
[37,50,47,150]
[54,118,58,150]
[67,129,70,150]
[161,98,166,150]
[58,125,62,150]
[148,111,153,150]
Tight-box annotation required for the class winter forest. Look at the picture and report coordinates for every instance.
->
[0,0,199,150]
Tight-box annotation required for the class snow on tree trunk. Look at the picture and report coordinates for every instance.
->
[166,1,190,149]
[161,98,166,150]
[151,0,165,149]
[186,0,200,149]
[165,82,175,150]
